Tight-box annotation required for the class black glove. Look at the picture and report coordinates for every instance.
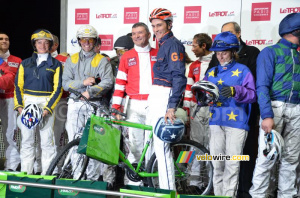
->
[220,86,236,98]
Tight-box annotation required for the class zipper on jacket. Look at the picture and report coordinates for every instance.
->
[288,48,296,102]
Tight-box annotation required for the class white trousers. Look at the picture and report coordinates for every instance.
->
[124,99,148,185]
[145,85,175,190]
[250,101,300,198]
[0,98,21,170]
[189,103,210,186]
[20,95,57,175]
[209,125,247,197]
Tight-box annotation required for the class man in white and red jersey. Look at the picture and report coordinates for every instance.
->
[183,33,213,191]
[112,22,158,185]
[0,32,22,171]
[183,33,213,143]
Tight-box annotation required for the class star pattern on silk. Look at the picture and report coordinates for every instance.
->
[208,70,215,77]
[227,111,238,121]
[171,133,176,139]
[217,78,224,85]
[231,69,242,77]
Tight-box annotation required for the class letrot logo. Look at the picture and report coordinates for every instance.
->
[99,35,113,51]
[124,7,139,24]
[245,39,273,46]
[280,7,300,14]
[251,2,272,21]
[96,14,117,19]
[75,8,90,24]
[209,11,235,17]
[184,6,201,23]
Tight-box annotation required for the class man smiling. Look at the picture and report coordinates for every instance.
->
[146,8,186,190]
[112,22,158,185]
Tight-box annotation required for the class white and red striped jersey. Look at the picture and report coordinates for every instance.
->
[112,45,158,110]
[183,53,213,114]
[0,54,21,99]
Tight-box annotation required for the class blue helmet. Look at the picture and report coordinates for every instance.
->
[154,117,185,143]
[209,31,239,51]
[279,13,300,37]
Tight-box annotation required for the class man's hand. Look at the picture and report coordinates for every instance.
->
[165,108,176,124]
[83,77,95,86]
[81,91,90,100]
[261,118,274,133]
[17,107,23,114]
[42,110,49,117]
[115,114,123,120]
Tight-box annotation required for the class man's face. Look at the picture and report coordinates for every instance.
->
[221,23,241,41]
[0,34,10,52]
[132,26,150,48]
[151,19,170,41]
[191,39,205,58]
[35,39,50,54]
[51,43,59,53]
[79,37,95,52]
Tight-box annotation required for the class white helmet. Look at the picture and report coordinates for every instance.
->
[21,104,43,129]
[263,130,284,161]
[76,25,98,39]
[191,80,219,106]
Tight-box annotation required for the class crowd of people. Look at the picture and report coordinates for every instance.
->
[0,7,299,198]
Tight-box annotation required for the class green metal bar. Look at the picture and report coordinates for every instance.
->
[135,131,153,172]
[119,150,136,171]
[106,119,152,131]
[138,171,158,177]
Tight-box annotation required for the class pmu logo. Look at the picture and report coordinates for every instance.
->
[99,35,113,51]
[96,14,117,19]
[71,38,78,47]
[184,6,201,23]
[251,2,272,21]
[209,11,235,17]
[75,9,90,24]
[124,7,139,24]
[280,7,300,14]
[246,39,273,45]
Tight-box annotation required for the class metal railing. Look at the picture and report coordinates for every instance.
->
[0,180,161,198]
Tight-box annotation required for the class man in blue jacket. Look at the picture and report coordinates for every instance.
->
[146,8,186,190]
[250,13,300,198]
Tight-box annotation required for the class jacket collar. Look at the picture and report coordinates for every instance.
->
[159,31,173,46]
[280,38,299,49]
[31,52,53,67]
[217,59,236,72]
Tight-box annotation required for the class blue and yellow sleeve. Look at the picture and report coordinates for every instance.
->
[14,64,25,110]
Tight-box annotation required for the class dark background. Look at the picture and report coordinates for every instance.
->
[2,0,61,60]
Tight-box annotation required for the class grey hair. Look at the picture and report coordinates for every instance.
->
[132,22,150,34]
[222,22,241,34]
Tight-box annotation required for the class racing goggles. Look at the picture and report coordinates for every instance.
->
[213,40,238,48]
[79,38,95,44]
